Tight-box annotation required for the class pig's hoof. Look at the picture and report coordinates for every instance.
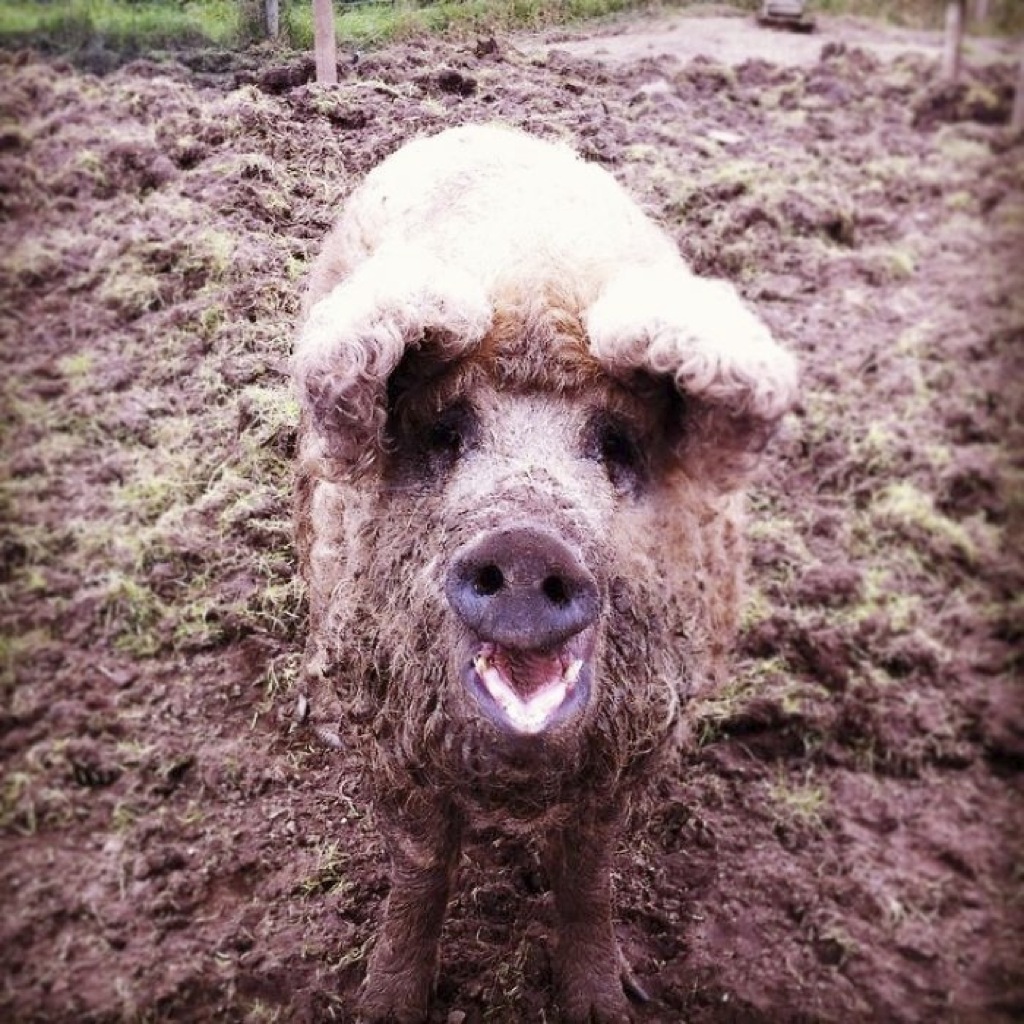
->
[357,967,432,1024]
[556,963,636,1024]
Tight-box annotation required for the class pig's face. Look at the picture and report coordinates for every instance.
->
[331,313,698,796]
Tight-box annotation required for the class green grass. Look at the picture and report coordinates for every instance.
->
[0,0,242,50]
[4,0,1022,56]
[0,0,653,51]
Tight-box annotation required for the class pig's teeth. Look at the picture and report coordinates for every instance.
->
[563,659,583,689]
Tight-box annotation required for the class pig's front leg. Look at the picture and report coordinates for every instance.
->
[545,805,642,1024]
[359,801,462,1024]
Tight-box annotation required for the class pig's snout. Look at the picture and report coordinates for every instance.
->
[445,527,599,651]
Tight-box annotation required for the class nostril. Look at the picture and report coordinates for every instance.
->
[446,528,598,649]
[474,564,505,597]
[541,575,570,607]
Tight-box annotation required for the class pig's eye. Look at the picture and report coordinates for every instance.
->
[588,414,645,492]
[426,402,475,465]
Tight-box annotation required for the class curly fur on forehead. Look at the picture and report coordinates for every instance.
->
[293,124,797,486]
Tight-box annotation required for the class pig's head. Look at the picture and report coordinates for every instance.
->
[294,257,796,805]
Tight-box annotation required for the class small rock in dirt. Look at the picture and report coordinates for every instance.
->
[97,664,138,689]
[707,129,743,146]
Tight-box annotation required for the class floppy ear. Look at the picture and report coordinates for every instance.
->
[585,265,798,489]
[293,244,493,476]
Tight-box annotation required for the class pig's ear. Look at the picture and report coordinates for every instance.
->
[585,265,798,489]
[293,245,492,476]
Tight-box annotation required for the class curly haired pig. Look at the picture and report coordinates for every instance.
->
[293,125,797,1023]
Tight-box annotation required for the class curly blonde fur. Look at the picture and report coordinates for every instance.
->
[294,124,797,482]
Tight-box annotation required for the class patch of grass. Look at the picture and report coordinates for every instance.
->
[0,0,240,50]
[0,744,77,834]
[116,471,194,526]
[693,656,791,747]
[171,592,228,650]
[768,768,828,829]
[0,628,54,702]
[299,840,352,898]
[95,570,167,656]
[96,253,165,319]
[57,352,96,381]
[111,799,140,831]
[843,566,923,633]
[740,584,772,631]
[869,481,977,564]
[482,932,533,1016]
[867,244,917,282]
[243,575,306,640]
[935,130,992,166]
[241,1000,286,1024]
[851,421,901,475]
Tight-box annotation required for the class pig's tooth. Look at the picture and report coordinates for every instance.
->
[563,659,583,689]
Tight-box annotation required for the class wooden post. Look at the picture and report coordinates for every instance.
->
[265,0,279,39]
[942,1,965,83]
[1012,44,1024,133]
[314,0,338,85]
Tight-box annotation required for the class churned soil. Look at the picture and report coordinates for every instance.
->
[1,11,1022,1024]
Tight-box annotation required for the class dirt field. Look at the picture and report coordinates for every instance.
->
[1,10,1022,1023]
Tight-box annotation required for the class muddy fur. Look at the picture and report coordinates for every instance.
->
[293,125,794,1023]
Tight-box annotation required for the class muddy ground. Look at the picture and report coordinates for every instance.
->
[1,11,1022,1024]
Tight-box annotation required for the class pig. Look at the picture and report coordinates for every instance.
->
[292,124,797,1023]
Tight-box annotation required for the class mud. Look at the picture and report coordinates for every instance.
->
[1,14,1022,1024]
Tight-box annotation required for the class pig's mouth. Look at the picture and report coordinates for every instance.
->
[464,635,593,736]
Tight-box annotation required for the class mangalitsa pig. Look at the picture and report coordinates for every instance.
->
[293,125,797,1023]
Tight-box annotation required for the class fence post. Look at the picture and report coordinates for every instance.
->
[1012,44,1024,133]
[314,0,338,85]
[942,1,965,83]
[265,0,279,39]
